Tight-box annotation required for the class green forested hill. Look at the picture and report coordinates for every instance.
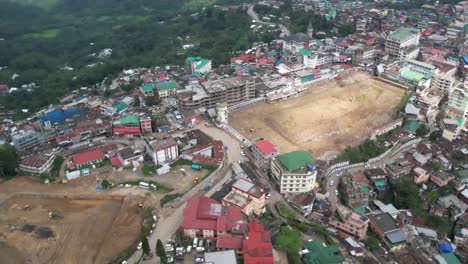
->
[0,0,257,113]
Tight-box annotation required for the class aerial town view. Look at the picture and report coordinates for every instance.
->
[0,0,468,264]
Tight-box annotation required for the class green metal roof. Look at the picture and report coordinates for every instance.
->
[303,240,344,264]
[388,27,420,41]
[186,56,202,62]
[277,150,316,172]
[112,102,128,112]
[140,83,155,93]
[401,69,425,82]
[375,181,386,187]
[403,120,420,132]
[353,205,366,214]
[120,115,140,126]
[196,59,210,70]
[441,253,462,264]
[298,48,313,56]
[157,81,178,91]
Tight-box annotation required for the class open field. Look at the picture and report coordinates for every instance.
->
[0,178,146,264]
[230,72,405,157]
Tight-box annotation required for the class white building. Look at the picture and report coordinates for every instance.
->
[448,85,468,115]
[385,27,420,57]
[430,67,457,94]
[19,153,55,175]
[270,150,317,194]
[148,138,179,166]
[185,56,212,75]
[251,139,278,172]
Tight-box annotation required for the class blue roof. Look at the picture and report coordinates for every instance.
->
[439,243,454,254]
[463,56,468,64]
[40,108,85,125]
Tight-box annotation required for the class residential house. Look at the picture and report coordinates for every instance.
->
[70,148,105,169]
[340,173,371,213]
[12,129,42,152]
[251,139,278,172]
[289,193,315,216]
[139,116,152,133]
[242,219,274,264]
[431,171,455,187]
[301,240,344,264]
[140,83,155,97]
[270,150,317,194]
[148,138,178,166]
[222,178,266,216]
[413,166,432,184]
[364,168,388,191]
[368,212,407,251]
[328,204,370,240]
[115,147,143,167]
[19,153,55,175]
[157,81,178,99]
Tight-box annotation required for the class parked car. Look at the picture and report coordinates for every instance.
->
[329,180,334,186]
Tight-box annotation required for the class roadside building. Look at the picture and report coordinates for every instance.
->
[139,116,152,133]
[113,115,142,135]
[340,173,371,212]
[70,148,105,168]
[222,178,266,216]
[140,83,155,97]
[12,129,42,152]
[364,168,388,192]
[250,139,278,172]
[289,193,315,216]
[157,81,178,99]
[385,27,420,58]
[19,153,55,175]
[148,138,178,166]
[270,150,317,194]
[328,204,370,240]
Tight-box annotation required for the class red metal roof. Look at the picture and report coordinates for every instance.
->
[113,126,141,135]
[72,148,105,166]
[182,197,221,231]
[255,140,277,156]
[243,219,274,264]
[217,236,243,249]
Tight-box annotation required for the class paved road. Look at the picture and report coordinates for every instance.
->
[246,4,290,37]
[127,122,245,264]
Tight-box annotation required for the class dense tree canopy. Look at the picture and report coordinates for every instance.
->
[0,144,19,178]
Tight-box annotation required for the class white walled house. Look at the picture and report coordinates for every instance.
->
[149,138,179,166]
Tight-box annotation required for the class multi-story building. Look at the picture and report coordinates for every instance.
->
[139,116,152,133]
[71,148,105,169]
[430,67,457,94]
[19,153,55,174]
[12,129,42,152]
[431,171,455,187]
[250,139,278,172]
[148,138,178,166]
[140,83,155,97]
[156,81,178,99]
[185,56,212,75]
[364,168,388,192]
[178,77,255,110]
[413,166,431,184]
[270,150,317,194]
[385,27,420,57]
[328,204,370,240]
[448,85,468,115]
[403,58,435,76]
[222,178,266,216]
[340,173,371,211]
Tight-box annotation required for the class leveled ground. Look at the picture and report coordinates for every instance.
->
[0,177,146,264]
[230,72,405,158]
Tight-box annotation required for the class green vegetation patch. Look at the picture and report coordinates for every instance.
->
[277,202,297,221]
[160,193,181,206]
[23,29,61,39]
[5,0,61,9]
[141,165,156,176]
[275,226,302,264]
[333,139,386,164]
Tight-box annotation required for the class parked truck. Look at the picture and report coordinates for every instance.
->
[191,164,202,171]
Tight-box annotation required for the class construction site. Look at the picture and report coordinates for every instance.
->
[0,177,146,264]
[230,72,405,158]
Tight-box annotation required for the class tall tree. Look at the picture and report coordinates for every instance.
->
[134,95,140,107]
[156,239,167,264]
[141,235,150,255]
[0,144,18,178]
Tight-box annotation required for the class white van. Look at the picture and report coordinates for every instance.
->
[139,182,149,189]
[192,237,198,248]
[186,245,192,253]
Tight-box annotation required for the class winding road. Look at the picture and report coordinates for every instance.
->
[245,4,291,37]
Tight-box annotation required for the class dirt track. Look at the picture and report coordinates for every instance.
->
[0,177,146,264]
[230,72,405,158]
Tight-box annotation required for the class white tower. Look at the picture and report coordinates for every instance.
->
[216,102,228,123]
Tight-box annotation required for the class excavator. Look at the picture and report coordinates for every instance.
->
[23,205,31,210]
[48,211,62,220]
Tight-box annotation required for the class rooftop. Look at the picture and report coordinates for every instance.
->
[277,150,316,172]
[388,27,420,42]
[150,138,177,151]
[140,83,155,92]
[72,148,105,166]
[255,139,277,156]
[120,115,140,126]
[302,240,344,264]
[385,230,407,244]
[204,250,237,264]
[368,212,398,233]
[401,69,426,82]
[19,154,54,168]
[405,58,436,70]
[202,77,251,93]
[232,178,264,198]
[157,81,178,91]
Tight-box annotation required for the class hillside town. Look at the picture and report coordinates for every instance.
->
[1,1,468,264]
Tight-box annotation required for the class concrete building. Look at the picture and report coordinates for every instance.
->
[12,129,42,152]
[431,171,455,187]
[328,204,370,240]
[413,166,431,184]
[385,27,420,58]
[270,150,317,194]
[71,148,105,168]
[251,139,278,172]
[430,67,457,94]
[140,83,155,97]
[156,81,178,99]
[19,153,55,175]
[148,138,178,166]
[185,56,212,75]
[116,147,143,167]
[139,116,152,133]
[448,85,468,115]
[178,77,255,110]
[222,178,266,216]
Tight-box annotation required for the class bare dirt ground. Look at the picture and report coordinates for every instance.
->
[0,177,147,264]
[230,72,405,157]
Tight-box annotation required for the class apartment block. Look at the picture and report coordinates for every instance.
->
[328,204,370,240]
[139,116,152,133]
[12,129,42,152]
[385,27,420,57]
[185,56,212,75]
[222,178,266,216]
[148,138,178,166]
[251,139,278,172]
[448,85,468,115]
[270,150,317,194]
[430,67,457,94]
[178,77,255,110]
[19,153,55,175]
